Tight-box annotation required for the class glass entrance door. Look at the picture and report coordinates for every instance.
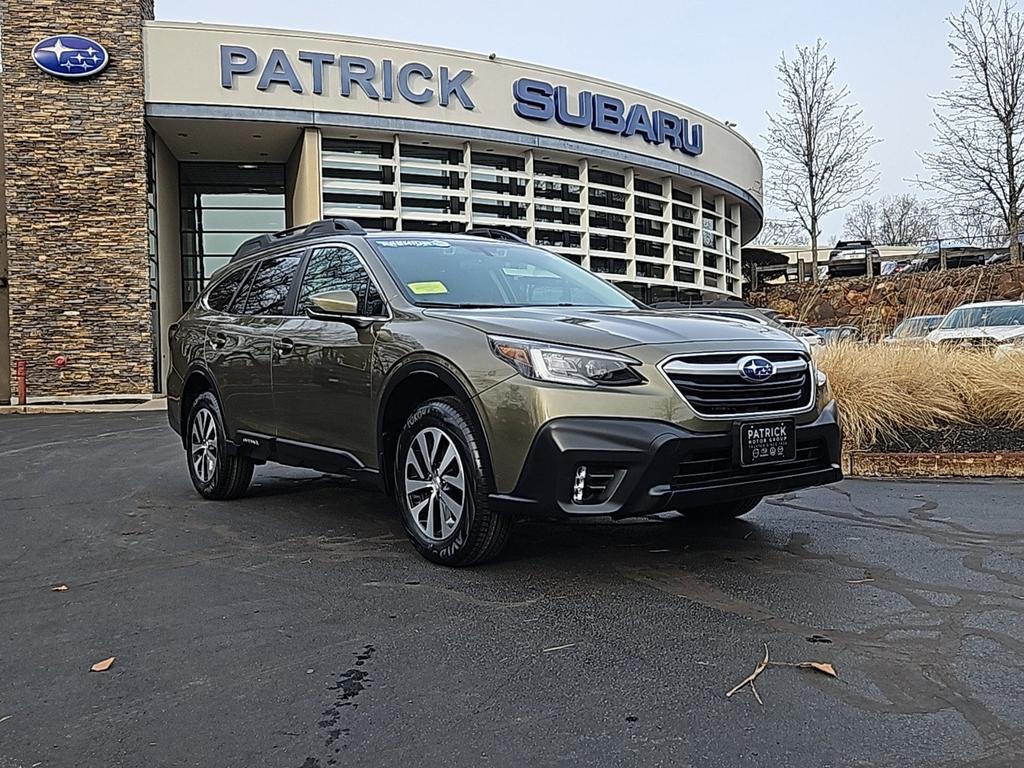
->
[179,163,286,311]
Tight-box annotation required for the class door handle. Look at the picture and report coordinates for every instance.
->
[274,337,295,355]
[210,332,228,349]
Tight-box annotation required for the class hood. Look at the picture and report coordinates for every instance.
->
[931,326,1024,342]
[422,306,801,351]
[984,326,1024,341]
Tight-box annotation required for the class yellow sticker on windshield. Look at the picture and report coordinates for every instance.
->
[407,281,449,295]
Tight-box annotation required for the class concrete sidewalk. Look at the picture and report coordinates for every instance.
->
[0,397,167,415]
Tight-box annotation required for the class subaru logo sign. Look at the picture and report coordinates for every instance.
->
[32,35,109,79]
[738,355,775,383]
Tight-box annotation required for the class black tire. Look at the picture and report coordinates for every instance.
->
[680,496,762,521]
[185,391,254,500]
[394,397,512,566]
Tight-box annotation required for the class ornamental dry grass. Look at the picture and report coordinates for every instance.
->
[814,343,1024,449]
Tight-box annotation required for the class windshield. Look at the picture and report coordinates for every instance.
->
[368,237,637,308]
[940,305,1024,329]
[894,316,942,337]
[815,327,852,341]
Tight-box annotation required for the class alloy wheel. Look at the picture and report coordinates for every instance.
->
[403,427,466,541]
[190,407,218,484]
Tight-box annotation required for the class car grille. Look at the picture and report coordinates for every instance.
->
[671,442,829,490]
[660,351,813,417]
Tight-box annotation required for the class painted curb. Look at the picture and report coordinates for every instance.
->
[847,451,1024,478]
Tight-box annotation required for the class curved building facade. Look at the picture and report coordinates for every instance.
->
[144,23,764,307]
[0,5,763,400]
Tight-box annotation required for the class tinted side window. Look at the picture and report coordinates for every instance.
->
[296,247,385,317]
[238,255,301,316]
[206,268,249,312]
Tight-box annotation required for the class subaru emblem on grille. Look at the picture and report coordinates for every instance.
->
[738,355,775,382]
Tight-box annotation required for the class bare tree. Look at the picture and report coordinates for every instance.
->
[947,202,1009,244]
[753,219,809,245]
[879,195,941,245]
[844,194,940,245]
[843,200,878,242]
[919,0,1024,263]
[763,40,879,280]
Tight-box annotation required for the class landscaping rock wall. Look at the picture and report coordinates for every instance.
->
[747,264,1024,338]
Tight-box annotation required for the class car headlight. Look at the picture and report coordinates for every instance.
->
[489,336,646,387]
[816,369,828,387]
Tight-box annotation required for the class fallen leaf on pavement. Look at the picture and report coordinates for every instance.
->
[771,660,839,678]
[729,644,839,704]
[90,657,115,672]
[51,584,69,592]
[799,661,837,678]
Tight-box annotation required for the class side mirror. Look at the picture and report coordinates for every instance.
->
[310,289,359,316]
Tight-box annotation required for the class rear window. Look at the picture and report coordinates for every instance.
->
[235,255,301,316]
[205,268,249,313]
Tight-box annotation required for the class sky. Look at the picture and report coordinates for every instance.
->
[156,0,969,238]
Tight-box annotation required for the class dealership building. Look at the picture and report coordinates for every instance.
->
[0,0,764,402]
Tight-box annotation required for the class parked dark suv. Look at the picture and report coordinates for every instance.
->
[168,220,842,565]
[828,239,880,277]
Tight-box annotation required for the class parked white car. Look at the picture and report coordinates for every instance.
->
[780,319,824,349]
[884,314,944,345]
[927,301,1024,348]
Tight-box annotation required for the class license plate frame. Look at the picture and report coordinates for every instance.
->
[737,419,797,467]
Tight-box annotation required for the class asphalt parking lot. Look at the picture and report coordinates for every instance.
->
[2,413,1024,768]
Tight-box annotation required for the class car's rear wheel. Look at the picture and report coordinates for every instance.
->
[186,391,254,500]
[395,397,512,566]
[679,496,762,521]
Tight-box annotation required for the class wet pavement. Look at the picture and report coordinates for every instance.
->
[1,412,1023,767]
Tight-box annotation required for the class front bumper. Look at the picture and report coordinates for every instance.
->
[489,401,843,519]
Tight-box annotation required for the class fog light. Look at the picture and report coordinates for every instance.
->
[572,465,588,504]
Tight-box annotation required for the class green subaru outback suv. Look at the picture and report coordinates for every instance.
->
[167,219,842,565]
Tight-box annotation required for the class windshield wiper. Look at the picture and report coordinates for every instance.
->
[420,302,516,309]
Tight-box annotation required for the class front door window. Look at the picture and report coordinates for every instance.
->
[295,247,385,317]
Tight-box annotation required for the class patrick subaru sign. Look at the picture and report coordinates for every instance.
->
[32,35,109,79]
[218,45,704,157]
[513,78,703,157]
[220,45,475,109]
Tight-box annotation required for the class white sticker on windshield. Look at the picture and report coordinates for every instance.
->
[375,239,452,248]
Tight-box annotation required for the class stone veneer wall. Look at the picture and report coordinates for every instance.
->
[1,0,155,398]
[747,264,1024,339]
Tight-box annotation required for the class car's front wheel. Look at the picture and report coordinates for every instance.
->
[395,397,512,566]
[185,391,254,500]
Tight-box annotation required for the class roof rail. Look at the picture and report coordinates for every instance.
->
[231,218,367,261]
[464,227,529,244]
[304,218,366,237]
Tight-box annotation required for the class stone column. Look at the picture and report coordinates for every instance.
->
[0,0,154,399]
